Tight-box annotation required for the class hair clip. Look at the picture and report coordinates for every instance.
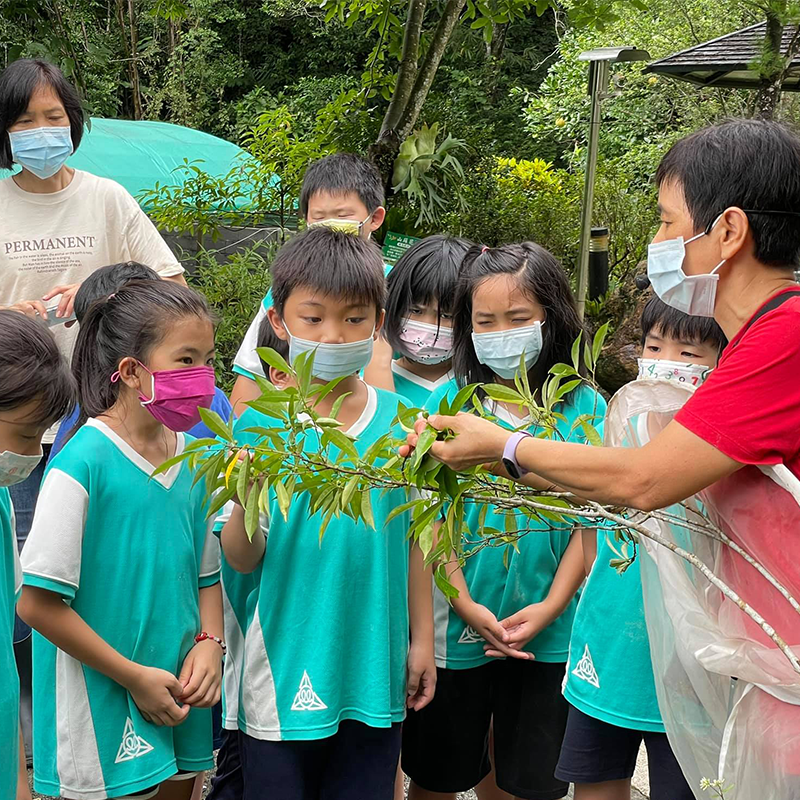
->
[481,245,490,254]
[107,293,116,300]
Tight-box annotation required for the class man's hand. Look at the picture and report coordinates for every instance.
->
[399,413,511,471]
[406,642,437,711]
[484,602,556,659]
[177,640,223,708]
[6,299,49,319]
[42,283,81,318]
[456,600,534,660]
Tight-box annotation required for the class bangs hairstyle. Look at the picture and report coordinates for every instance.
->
[452,242,584,392]
[384,234,473,356]
[74,261,159,324]
[640,295,728,352]
[0,59,85,170]
[70,281,213,435]
[656,119,800,267]
[299,153,384,218]
[0,310,75,427]
[270,227,386,319]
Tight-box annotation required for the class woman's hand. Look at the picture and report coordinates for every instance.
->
[42,282,80,318]
[6,299,49,319]
[177,640,223,708]
[399,413,511,471]
[406,642,437,712]
[127,665,191,727]
[483,601,556,659]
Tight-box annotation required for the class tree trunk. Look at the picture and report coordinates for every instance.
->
[380,0,426,136]
[127,0,143,119]
[755,11,787,119]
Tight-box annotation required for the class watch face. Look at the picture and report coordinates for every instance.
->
[502,457,520,480]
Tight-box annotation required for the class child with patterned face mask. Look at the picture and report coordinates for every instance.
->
[366,235,472,406]
[555,295,727,800]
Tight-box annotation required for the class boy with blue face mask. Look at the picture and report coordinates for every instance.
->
[555,296,726,800]
[219,227,435,800]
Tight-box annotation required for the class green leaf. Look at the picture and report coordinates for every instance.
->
[553,379,583,404]
[330,391,352,420]
[255,346,292,376]
[236,450,251,505]
[151,450,192,477]
[294,348,314,394]
[571,334,582,372]
[198,407,233,441]
[580,420,604,447]
[482,383,525,405]
[434,565,460,599]
[592,321,610,365]
[244,483,261,541]
[207,484,237,519]
[322,428,360,462]
[341,475,359,509]
[184,437,221,452]
[418,519,434,557]
[446,383,479,415]
[361,491,375,529]
[435,466,461,499]
[385,499,420,526]
[410,425,438,471]
[275,480,291,521]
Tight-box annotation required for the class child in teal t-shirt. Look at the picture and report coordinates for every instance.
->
[0,311,74,800]
[401,242,605,800]
[219,227,435,799]
[18,281,224,800]
[363,234,472,406]
[555,296,727,800]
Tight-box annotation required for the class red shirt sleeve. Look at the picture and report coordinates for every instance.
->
[675,297,800,471]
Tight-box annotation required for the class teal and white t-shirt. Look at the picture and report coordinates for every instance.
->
[233,263,392,380]
[1,489,21,800]
[563,532,664,732]
[427,380,607,669]
[20,419,221,800]
[391,361,454,410]
[232,384,413,741]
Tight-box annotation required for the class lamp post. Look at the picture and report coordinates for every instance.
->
[575,46,650,319]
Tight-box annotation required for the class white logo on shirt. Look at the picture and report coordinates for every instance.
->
[572,644,600,688]
[291,671,328,711]
[458,626,483,644]
[115,717,154,763]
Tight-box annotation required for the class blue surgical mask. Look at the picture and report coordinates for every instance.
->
[471,322,544,379]
[647,216,724,318]
[286,325,375,382]
[9,125,73,180]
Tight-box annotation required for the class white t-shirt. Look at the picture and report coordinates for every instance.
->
[0,169,184,441]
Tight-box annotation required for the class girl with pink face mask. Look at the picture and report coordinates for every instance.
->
[369,235,472,409]
[18,280,224,800]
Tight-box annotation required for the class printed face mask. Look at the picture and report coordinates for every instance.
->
[637,358,712,387]
[113,363,216,432]
[399,319,453,365]
[286,325,374,382]
[9,125,73,180]
[471,322,544,379]
[0,449,42,487]
[307,214,372,236]
[647,217,724,318]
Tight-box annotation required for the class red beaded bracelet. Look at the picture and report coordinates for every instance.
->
[195,631,227,655]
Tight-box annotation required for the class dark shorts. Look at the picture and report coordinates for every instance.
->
[240,720,401,800]
[208,729,243,800]
[402,660,569,800]
[555,704,694,800]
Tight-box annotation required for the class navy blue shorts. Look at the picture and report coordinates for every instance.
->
[240,720,401,800]
[555,704,694,800]
[207,729,243,800]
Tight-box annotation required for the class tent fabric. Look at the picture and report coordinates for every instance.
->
[2,117,253,209]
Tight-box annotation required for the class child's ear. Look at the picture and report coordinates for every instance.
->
[373,309,386,338]
[267,307,289,341]
[116,356,144,391]
[369,206,386,232]
[269,367,290,389]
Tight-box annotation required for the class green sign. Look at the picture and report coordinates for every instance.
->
[382,231,421,265]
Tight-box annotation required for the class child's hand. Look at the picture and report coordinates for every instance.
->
[406,642,437,712]
[177,640,223,708]
[483,601,555,659]
[128,666,191,727]
[457,601,533,660]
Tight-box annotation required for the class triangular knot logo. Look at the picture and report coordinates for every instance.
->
[115,717,154,763]
[571,644,600,688]
[458,626,483,644]
[291,670,327,711]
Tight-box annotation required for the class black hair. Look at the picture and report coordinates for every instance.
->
[70,280,213,434]
[270,227,386,320]
[0,310,75,427]
[299,153,385,218]
[452,243,584,393]
[640,295,728,352]
[384,234,473,357]
[0,59,85,171]
[74,262,160,324]
[257,307,289,376]
[656,119,800,268]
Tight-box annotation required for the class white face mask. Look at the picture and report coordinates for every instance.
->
[399,319,453,365]
[307,214,372,237]
[0,449,42,487]
[286,325,375,382]
[471,322,544,379]
[647,216,724,318]
[637,358,712,387]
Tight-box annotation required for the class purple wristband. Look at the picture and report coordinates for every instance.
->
[502,431,532,480]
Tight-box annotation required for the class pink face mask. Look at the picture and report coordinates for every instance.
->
[399,318,454,365]
[112,363,216,432]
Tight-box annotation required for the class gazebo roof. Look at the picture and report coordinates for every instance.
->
[646,22,800,90]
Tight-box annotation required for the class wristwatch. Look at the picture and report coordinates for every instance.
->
[502,431,532,480]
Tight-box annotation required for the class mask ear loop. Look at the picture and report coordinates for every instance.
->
[111,361,156,404]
